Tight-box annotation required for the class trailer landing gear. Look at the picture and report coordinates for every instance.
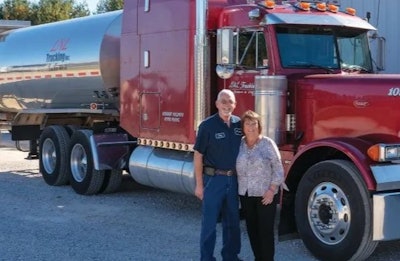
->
[25,139,39,159]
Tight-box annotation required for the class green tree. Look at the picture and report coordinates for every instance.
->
[0,0,31,20]
[30,0,89,25]
[96,0,123,14]
[71,1,90,17]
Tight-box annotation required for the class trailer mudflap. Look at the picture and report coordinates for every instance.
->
[11,125,41,141]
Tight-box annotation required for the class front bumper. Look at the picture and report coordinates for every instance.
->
[372,164,400,240]
[373,192,400,240]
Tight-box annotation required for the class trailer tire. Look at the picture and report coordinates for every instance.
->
[39,125,70,186]
[100,170,123,194]
[69,129,105,195]
[64,125,79,137]
[295,160,377,261]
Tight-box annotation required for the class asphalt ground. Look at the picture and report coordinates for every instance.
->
[1,131,400,261]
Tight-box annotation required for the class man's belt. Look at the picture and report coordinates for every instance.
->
[203,166,236,176]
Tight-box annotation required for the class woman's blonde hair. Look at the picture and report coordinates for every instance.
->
[241,110,262,134]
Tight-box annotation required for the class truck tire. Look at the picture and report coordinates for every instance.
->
[295,159,378,261]
[69,129,105,195]
[39,125,70,186]
[100,170,123,194]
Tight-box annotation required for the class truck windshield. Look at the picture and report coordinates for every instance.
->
[276,26,373,73]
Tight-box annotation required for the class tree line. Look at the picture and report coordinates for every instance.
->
[0,0,123,25]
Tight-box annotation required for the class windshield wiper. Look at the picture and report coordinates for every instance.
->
[341,64,370,73]
[235,64,268,71]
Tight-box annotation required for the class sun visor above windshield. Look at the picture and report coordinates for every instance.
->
[264,13,376,31]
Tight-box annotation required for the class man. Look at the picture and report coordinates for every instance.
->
[194,89,242,261]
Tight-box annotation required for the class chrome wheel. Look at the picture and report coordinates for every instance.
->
[70,143,87,182]
[68,129,105,195]
[308,182,350,245]
[39,125,70,186]
[42,138,56,174]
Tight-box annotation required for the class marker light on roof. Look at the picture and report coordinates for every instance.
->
[328,4,339,13]
[298,2,311,11]
[346,7,356,16]
[316,2,326,11]
[264,0,275,9]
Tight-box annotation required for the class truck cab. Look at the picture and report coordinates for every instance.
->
[210,1,400,261]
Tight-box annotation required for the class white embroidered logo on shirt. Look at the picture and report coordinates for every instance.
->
[234,128,242,136]
[215,132,226,139]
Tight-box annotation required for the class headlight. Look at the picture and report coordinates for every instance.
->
[368,144,400,162]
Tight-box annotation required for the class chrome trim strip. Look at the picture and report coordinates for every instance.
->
[144,0,150,12]
[194,0,209,131]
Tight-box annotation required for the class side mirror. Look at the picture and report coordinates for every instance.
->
[375,34,385,71]
[369,31,385,72]
[216,29,234,79]
[216,65,234,79]
[216,28,234,65]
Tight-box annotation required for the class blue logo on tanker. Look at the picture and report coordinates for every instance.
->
[47,38,71,63]
[46,52,70,62]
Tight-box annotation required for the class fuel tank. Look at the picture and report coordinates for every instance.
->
[129,146,195,195]
[0,10,122,112]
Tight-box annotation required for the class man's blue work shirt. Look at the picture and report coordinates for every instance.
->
[194,113,242,170]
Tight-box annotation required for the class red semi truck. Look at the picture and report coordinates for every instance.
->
[1,0,400,260]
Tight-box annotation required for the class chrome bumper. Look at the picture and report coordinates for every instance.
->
[371,164,400,191]
[371,164,400,240]
[373,192,400,240]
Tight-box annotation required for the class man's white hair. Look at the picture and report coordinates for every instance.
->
[217,89,236,102]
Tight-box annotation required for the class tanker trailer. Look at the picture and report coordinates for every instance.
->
[0,10,126,193]
[0,10,122,130]
[0,0,231,196]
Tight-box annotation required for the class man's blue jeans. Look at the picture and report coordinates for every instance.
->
[200,174,241,261]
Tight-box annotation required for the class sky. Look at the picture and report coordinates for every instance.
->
[0,0,101,13]
[80,0,100,13]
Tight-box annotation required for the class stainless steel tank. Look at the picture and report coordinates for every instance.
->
[129,146,195,195]
[254,75,287,145]
[0,10,122,112]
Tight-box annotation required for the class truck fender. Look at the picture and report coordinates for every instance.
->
[287,136,376,191]
[278,136,376,241]
[89,133,133,171]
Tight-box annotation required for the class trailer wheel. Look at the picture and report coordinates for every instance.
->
[295,160,378,261]
[39,126,70,186]
[69,129,105,195]
[100,170,123,194]
[64,125,79,137]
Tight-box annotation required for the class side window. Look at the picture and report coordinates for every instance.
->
[233,31,268,68]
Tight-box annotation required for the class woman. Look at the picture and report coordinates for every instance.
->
[236,110,284,261]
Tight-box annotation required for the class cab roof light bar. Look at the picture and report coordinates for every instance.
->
[256,1,353,15]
